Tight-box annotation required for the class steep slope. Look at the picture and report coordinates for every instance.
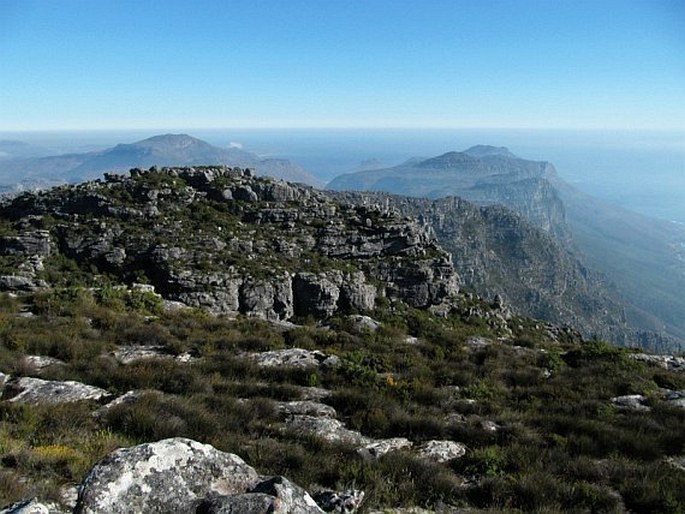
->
[330,190,634,346]
[0,134,322,190]
[551,179,685,342]
[328,146,685,350]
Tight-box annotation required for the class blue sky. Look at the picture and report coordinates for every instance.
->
[1,0,684,131]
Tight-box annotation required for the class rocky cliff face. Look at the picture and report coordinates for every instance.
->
[327,147,685,353]
[330,191,630,343]
[0,166,457,320]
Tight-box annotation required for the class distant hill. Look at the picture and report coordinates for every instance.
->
[0,134,323,190]
[328,146,685,349]
[328,146,569,240]
[0,140,53,160]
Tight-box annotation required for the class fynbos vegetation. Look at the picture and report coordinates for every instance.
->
[0,169,683,512]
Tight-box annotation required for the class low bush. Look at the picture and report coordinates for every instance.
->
[0,292,683,510]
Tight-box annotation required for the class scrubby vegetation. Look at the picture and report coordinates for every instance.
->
[0,288,683,512]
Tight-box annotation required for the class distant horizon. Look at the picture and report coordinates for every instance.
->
[1,126,684,225]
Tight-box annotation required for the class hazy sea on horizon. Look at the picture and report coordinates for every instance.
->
[2,128,684,224]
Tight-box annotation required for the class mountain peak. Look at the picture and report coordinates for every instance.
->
[129,134,208,149]
[463,145,518,159]
[417,151,478,169]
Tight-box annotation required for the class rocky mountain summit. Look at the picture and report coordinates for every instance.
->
[0,166,457,321]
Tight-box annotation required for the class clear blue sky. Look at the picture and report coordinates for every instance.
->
[1,0,683,131]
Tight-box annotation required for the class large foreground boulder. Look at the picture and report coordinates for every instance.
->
[75,438,260,513]
[74,438,329,514]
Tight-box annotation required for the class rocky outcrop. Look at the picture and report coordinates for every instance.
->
[662,390,685,409]
[0,167,458,320]
[629,353,685,372]
[113,345,197,364]
[75,438,259,513]
[277,400,337,419]
[293,271,376,317]
[0,230,52,257]
[252,348,340,370]
[0,275,47,292]
[21,355,65,372]
[285,416,372,446]
[0,230,51,292]
[246,476,323,513]
[93,390,162,418]
[358,438,413,460]
[312,490,365,513]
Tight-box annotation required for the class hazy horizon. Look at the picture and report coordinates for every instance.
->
[2,127,684,225]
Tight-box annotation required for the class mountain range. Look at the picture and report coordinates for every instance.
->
[328,146,685,349]
[0,134,322,191]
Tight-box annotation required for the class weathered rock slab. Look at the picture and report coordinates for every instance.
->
[6,377,109,405]
[611,394,650,411]
[252,348,340,369]
[347,314,380,332]
[93,389,162,418]
[416,440,466,463]
[285,415,371,446]
[298,386,333,401]
[113,345,172,364]
[22,355,65,371]
[358,438,413,460]
[277,400,337,418]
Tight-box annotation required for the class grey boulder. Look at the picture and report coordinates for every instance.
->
[75,438,260,514]
[6,377,109,405]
